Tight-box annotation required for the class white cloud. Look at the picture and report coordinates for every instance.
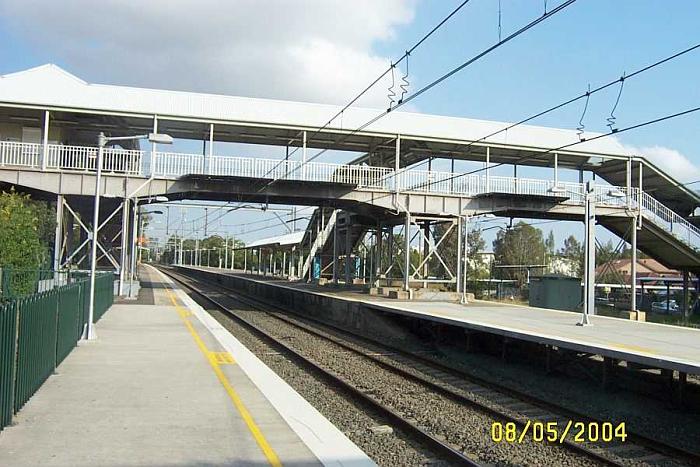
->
[620,143,700,183]
[0,0,416,107]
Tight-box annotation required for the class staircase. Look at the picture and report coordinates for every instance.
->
[600,190,700,272]
[300,208,337,279]
[300,208,372,280]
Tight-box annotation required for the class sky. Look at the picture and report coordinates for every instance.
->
[0,0,698,250]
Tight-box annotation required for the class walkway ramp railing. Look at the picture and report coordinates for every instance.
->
[2,141,699,255]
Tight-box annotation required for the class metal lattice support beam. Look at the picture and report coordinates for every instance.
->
[59,198,121,272]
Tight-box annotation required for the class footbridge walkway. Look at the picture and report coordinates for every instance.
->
[2,141,700,271]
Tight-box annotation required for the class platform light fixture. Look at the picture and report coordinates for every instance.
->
[86,131,172,340]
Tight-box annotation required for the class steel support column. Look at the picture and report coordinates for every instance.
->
[345,225,351,284]
[376,224,383,282]
[626,157,632,209]
[333,219,339,283]
[302,130,307,178]
[41,110,50,171]
[52,194,64,270]
[485,146,491,192]
[151,116,158,177]
[631,215,637,312]
[208,123,214,174]
[394,135,401,192]
[404,214,411,292]
[118,198,129,295]
[683,270,690,318]
[456,216,463,295]
[422,221,430,289]
[128,200,139,298]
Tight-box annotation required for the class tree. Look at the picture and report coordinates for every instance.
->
[466,227,488,279]
[0,190,54,295]
[558,235,584,278]
[492,222,547,285]
[545,230,555,256]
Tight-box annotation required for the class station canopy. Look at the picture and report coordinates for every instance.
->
[1,64,698,214]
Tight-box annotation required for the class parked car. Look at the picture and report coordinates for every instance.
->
[651,300,679,314]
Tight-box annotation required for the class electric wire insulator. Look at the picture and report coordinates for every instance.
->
[577,84,591,142]
[398,52,410,104]
[607,73,626,133]
[387,63,397,112]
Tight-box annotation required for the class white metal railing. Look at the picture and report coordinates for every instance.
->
[154,152,392,189]
[0,141,42,168]
[0,141,142,175]
[45,144,142,175]
[153,151,204,177]
[2,140,700,252]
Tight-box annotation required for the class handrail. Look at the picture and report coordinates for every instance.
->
[2,140,699,253]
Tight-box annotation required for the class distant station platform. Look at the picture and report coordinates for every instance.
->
[184,267,700,376]
[0,266,372,467]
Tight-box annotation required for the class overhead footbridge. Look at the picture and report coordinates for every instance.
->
[0,64,699,277]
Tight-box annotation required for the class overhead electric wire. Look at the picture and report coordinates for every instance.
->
[259,0,578,192]
[412,105,700,191]
[394,42,700,192]
[261,0,474,176]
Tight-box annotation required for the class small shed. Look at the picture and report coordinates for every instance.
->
[529,274,581,311]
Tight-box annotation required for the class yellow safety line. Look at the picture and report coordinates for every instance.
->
[163,285,282,467]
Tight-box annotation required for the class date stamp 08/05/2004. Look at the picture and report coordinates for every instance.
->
[491,421,627,444]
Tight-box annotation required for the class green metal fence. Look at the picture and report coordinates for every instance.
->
[0,301,17,431]
[0,271,115,432]
[93,273,115,322]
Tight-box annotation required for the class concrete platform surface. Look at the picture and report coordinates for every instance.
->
[0,265,373,467]
[193,267,700,375]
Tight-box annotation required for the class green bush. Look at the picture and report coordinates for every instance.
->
[0,190,51,296]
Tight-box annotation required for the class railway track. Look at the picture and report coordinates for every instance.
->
[161,267,699,467]
[160,267,480,466]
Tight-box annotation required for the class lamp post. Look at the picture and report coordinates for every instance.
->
[86,132,172,340]
[580,181,596,326]
[548,180,625,326]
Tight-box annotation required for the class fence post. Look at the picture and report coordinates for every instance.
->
[10,300,19,418]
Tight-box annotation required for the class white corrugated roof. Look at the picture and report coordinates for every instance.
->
[0,64,629,157]
[243,231,305,249]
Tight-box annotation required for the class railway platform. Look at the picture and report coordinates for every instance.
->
[0,265,373,467]
[183,267,700,377]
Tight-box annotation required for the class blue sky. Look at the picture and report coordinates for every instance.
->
[0,0,698,250]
